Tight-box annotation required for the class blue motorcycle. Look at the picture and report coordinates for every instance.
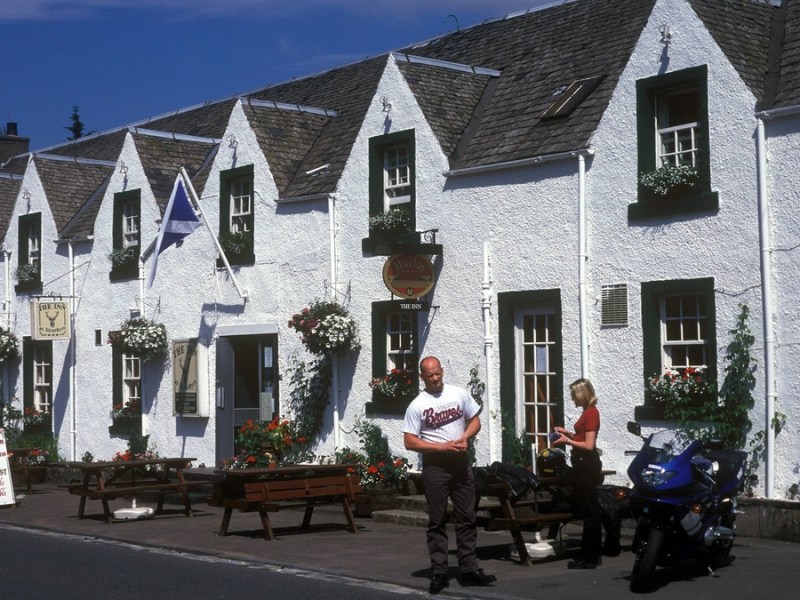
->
[626,421,746,592]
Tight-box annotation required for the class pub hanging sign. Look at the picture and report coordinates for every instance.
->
[30,299,71,341]
[382,253,435,299]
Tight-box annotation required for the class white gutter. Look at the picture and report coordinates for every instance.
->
[481,242,496,462]
[68,242,77,460]
[578,153,590,378]
[756,117,777,498]
[3,250,10,328]
[328,194,340,451]
[444,148,594,178]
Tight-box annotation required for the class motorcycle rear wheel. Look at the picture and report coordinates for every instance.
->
[631,527,665,592]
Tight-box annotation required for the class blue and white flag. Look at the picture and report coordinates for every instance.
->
[146,174,202,288]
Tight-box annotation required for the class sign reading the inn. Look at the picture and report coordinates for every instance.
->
[30,300,71,341]
[382,254,435,299]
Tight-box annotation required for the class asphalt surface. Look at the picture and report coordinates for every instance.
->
[3,479,796,599]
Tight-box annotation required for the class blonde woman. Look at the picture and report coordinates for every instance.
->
[553,378,603,569]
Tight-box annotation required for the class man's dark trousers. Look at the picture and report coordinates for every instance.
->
[421,453,479,575]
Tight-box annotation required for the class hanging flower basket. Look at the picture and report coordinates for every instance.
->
[109,317,168,361]
[0,326,20,362]
[288,300,360,355]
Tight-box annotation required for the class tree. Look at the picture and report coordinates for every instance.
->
[65,105,87,140]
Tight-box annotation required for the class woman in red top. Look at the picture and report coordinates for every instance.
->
[553,378,603,569]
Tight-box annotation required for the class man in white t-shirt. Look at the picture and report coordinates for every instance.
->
[403,356,496,594]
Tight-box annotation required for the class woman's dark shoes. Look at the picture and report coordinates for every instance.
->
[567,557,600,569]
[429,574,449,594]
[460,569,497,586]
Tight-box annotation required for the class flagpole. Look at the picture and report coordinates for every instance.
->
[179,167,248,300]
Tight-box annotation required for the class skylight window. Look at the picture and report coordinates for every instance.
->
[541,76,603,119]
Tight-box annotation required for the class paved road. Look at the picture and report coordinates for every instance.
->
[2,483,799,598]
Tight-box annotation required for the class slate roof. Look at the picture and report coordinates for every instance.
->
[0,173,22,242]
[4,0,800,237]
[131,132,219,211]
[689,0,776,107]
[33,156,114,235]
[772,0,800,107]
[240,100,334,194]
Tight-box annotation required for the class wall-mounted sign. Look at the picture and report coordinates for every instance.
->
[383,254,435,299]
[173,339,209,417]
[30,300,71,340]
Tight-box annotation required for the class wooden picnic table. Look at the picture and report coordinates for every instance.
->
[59,458,210,523]
[209,463,361,539]
[476,470,616,566]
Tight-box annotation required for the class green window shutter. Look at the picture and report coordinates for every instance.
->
[23,337,33,410]
[112,342,123,409]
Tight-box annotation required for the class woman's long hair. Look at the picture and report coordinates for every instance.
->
[569,378,598,409]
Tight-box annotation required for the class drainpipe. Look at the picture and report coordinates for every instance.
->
[328,194,340,451]
[578,151,593,379]
[481,242,496,462]
[2,250,9,407]
[756,116,776,498]
[68,242,77,460]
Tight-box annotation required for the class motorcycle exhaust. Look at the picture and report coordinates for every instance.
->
[704,525,735,546]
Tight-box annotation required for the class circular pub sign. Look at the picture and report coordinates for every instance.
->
[383,254,435,299]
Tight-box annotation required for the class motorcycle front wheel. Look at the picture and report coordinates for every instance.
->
[631,527,665,592]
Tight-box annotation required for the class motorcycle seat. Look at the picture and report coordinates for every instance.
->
[705,448,747,492]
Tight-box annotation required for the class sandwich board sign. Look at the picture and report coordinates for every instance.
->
[0,428,16,506]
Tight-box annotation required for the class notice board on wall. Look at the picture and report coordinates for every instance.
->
[0,429,16,506]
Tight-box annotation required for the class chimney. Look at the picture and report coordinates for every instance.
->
[1,121,30,165]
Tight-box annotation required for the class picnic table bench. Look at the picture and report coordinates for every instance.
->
[209,464,361,539]
[475,470,617,565]
[60,458,211,523]
[243,474,362,540]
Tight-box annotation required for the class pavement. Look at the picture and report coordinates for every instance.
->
[0,473,646,599]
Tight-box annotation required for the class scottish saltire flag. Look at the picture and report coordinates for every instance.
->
[146,174,202,288]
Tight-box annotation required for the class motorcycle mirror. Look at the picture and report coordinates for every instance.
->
[627,421,641,436]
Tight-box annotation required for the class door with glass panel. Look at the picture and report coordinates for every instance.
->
[515,307,560,470]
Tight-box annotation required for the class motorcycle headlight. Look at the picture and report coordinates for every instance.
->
[640,467,678,486]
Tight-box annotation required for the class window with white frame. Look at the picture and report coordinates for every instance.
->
[33,343,51,414]
[631,65,718,219]
[640,278,717,415]
[122,199,139,248]
[387,312,417,372]
[656,85,700,168]
[229,177,252,234]
[383,145,411,209]
[661,294,708,369]
[27,227,40,268]
[123,352,142,408]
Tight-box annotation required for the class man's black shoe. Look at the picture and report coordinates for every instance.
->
[460,569,497,586]
[602,543,621,557]
[567,558,599,569]
[429,574,449,594]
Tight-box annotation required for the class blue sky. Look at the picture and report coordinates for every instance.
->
[0,0,557,152]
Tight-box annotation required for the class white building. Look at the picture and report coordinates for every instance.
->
[1,0,798,499]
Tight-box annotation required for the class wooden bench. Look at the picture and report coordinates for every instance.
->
[242,474,363,540]
[67,479,211,523]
